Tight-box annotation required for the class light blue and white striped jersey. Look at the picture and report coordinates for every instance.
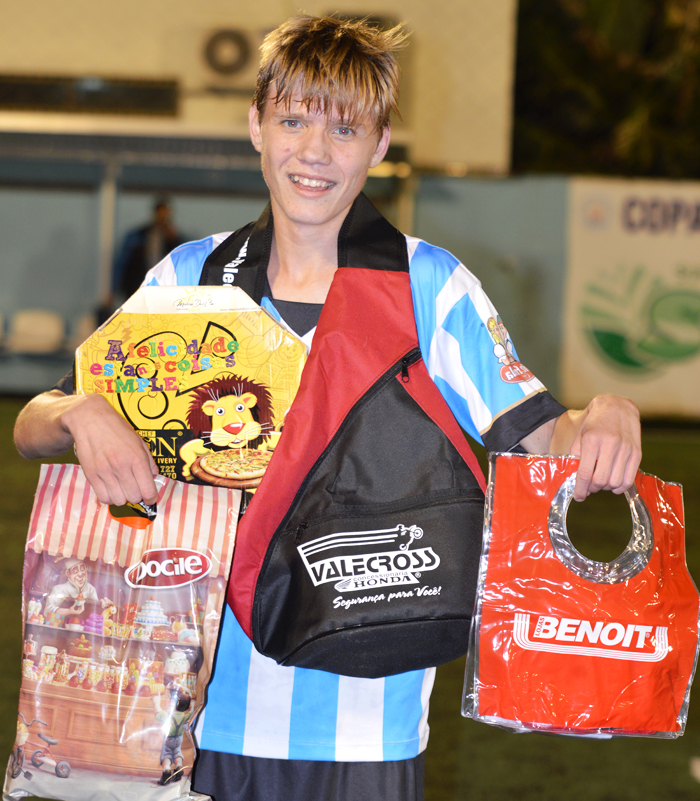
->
[405,236,548,447]
[196,606,434,761]
[144,230,555,762]
[145,233,548,449]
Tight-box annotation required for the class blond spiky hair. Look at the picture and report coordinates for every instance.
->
[253,15,407,132]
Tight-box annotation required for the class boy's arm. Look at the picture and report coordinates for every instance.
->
[14,390,158,506]
[519,394,641,502]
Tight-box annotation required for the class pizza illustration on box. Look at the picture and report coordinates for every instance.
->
[183,374,279,489]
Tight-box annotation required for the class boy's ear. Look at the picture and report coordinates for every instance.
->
[249,104,262,153]
[370,125,392,169]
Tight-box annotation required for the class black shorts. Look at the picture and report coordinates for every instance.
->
[192,749,425,801]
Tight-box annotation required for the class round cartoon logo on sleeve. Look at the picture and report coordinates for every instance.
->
[487,316,535,383]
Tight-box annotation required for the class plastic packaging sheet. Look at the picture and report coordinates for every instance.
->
[463,453,700,738]
[4,464,240,801]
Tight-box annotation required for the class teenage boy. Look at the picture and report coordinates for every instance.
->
[14,15,641,801]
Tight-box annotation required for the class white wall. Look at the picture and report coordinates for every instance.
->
[0,187,100,320]
[0,0,517,172]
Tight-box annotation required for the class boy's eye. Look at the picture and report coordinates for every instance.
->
[283,119,300,128]
[336,126,353,136]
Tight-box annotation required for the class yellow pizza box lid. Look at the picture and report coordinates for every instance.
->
[75,286,307,486]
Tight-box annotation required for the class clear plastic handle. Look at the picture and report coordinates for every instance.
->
[548,475,653,584]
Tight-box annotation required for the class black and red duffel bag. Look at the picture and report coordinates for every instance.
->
[208,195,489,678]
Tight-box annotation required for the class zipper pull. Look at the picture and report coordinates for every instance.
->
[400,357,410,383]
[294,522,308,546]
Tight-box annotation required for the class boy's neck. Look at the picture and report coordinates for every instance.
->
[267,212,341,304]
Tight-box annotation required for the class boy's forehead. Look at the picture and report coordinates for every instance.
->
[263,91,377,128]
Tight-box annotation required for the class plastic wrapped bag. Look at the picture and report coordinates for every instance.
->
[463,453,700,738]
[5,464,240,800]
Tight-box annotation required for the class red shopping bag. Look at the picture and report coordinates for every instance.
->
[463,453,700,737]
[5,463,240,800]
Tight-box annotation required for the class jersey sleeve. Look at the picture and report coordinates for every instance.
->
[53,370,75,395]
[407,237,566,452]
[142,232,232,287]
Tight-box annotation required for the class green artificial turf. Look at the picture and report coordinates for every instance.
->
[0,396,698,800]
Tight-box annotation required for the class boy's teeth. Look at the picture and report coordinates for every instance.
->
[291,175,333,188]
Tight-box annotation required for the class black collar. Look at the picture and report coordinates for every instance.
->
[200,192,409,303]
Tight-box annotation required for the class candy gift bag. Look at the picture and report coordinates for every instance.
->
[5,463,240,801]
[463,453,700,738]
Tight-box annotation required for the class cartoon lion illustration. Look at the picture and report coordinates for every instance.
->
[179,374,276,479]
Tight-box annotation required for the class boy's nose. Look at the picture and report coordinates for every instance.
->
[298,129,332,165]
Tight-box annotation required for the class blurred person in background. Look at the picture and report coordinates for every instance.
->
[13,14,642,801]
[111,197,185,300]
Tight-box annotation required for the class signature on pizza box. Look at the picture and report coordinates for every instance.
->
[75,286,307,488]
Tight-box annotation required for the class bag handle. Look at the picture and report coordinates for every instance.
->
[548,474,653,584]
[107,500,157,529]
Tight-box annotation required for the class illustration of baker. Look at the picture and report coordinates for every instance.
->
[487,316,516,366]
[45,557,112,615]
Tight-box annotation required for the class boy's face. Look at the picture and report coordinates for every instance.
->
[249,94,390,236]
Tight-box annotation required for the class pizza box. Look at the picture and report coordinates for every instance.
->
[75,286,307,488]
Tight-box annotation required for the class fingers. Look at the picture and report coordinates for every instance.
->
[67,395,159,506]
[82,446,159,506]
[620,445,642,492]
[606,439,640,495]
[79,460,136,506]
[573,440,636,500]
[571,396,642,501]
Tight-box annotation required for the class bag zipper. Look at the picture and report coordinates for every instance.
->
[256,346,421,556]
[294,521,308,546]
[291,488,484,537]
[278,346,421,533]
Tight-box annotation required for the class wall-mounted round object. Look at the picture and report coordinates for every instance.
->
[204,29,251,76]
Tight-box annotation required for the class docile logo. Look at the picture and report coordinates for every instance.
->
[125,548,212,589]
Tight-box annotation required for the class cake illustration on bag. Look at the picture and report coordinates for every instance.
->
[99,644,117,661]
[68,635,92,658]
[134,597,170,627]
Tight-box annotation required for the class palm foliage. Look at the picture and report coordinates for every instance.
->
[514,0,700,176]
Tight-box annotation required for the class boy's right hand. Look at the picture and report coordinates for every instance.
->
[14,390,158,507]
[63,394,159,506]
